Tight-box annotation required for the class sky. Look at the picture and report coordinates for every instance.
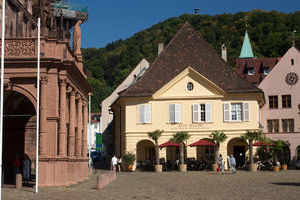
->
[70,0,299,48]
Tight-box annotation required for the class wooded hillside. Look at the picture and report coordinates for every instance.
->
[82,10,300,112]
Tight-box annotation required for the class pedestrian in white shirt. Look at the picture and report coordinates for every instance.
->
[111,155,118,171]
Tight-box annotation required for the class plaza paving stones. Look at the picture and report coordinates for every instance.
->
[3,170,300,200]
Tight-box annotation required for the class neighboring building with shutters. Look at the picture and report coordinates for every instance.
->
[236,30,280,86]
[111,22,264,169]
[258,46,300,166]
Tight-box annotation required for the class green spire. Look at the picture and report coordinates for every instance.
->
[239,30,254,58]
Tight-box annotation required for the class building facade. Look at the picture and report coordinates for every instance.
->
[259,46,300,165]
[2,0,90,186]
[112,23,264,169]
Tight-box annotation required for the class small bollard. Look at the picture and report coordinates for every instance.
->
[16,173,22,189]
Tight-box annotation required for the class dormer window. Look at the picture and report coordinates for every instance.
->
[263,67,270,75]
[248,68,254,75]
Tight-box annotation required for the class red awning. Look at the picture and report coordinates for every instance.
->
[159,140,184,148]
[253,141,276,146]
[189,139,216,147]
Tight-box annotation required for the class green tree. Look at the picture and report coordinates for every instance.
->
[241,130,262,164]
[171,131,190,165]
[209,131,228,165]
[147,130,163,165]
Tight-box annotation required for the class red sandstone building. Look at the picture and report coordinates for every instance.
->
[1,0,90,186]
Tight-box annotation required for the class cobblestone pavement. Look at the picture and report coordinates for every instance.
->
[3,170,300,200]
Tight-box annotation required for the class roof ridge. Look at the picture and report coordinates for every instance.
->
[123,21,190,93]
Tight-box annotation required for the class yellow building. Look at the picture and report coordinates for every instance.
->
[111,22,264,169]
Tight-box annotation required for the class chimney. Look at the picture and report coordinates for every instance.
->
[221,44,227,62]
[158,43,164,56]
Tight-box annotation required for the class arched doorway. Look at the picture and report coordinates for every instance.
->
[227,138,248,168]
[3,90,36,184]
[136,140,155,163]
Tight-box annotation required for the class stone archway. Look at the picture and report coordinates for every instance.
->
[3,90,36,184]
[227,138,248,168]
[136,140,155,163]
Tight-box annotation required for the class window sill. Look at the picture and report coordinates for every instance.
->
[224,120,247,123]
[136,122,152,125]
[192,122,214,124]
[166,122,182,124]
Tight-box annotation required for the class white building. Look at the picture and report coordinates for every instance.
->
[88,113,101,151]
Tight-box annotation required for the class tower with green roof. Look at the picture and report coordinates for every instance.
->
[239,30,254,58]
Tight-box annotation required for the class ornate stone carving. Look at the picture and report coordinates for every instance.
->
[0,40,36,57]
[76,93,82,101]
[59,79,67,87]
[73,20,82,56]
[40,76,48,85]
[285,72,298,86]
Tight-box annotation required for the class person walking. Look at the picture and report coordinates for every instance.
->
[218,154,224,174]
[230,154,236,174]
[22,154,31,185]
[111,155,118,171]
[117,157,122,172]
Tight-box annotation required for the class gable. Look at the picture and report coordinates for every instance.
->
[153,67,224,99]
[259,47,300,92]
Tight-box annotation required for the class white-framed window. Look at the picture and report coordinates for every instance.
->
[192,103,212,123]
[231,103,242,121]
[169,104,181,123]
[223,102,249,122]
[138,104,151,123]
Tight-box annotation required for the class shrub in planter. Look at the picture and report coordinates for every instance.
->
[122,152,136,171]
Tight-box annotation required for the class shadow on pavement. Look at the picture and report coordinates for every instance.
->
[271,182,300,186]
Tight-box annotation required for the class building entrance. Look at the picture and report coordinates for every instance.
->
[3,91,36,184]
[233,146,246,168]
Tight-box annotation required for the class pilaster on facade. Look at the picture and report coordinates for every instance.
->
[58,78,68,157]
[75,94,83,158]
[68,87,76,157]
[82,100,88,157]
[40,76,48,157]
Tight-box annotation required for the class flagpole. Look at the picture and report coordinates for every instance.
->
[35,18,41,194]
[0,0,6,199]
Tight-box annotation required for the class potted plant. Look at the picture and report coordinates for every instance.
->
[241,130,262,172]
[148,129,163,172]
[210,131,228,171]
[171,131,190,172]
[272,140,289,171]
[122,152,136,171]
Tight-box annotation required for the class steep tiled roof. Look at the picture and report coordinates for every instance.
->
[236,57,280,85]
[120,22,262,97]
